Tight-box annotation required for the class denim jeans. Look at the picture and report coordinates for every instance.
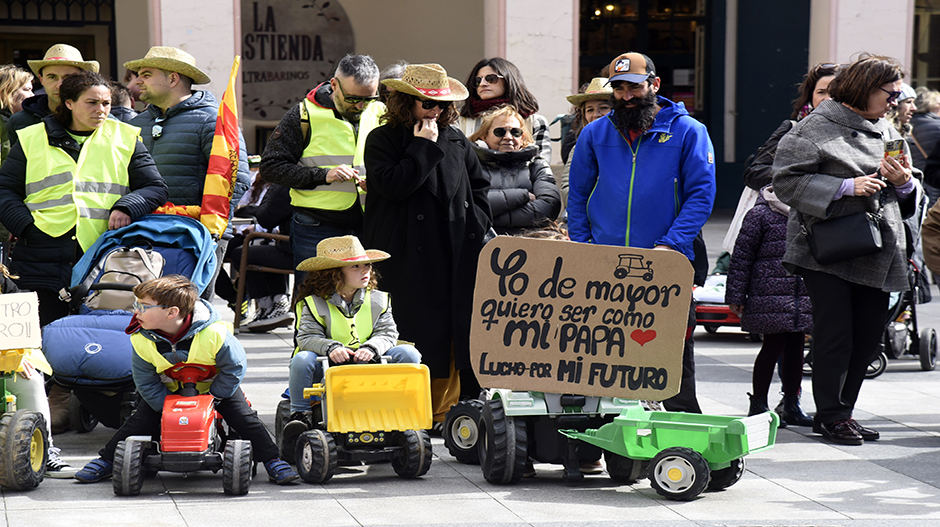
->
[288,345,422,413]
[290,211,360,285]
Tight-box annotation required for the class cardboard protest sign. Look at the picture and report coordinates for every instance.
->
[0,292,41,350]
[470,238,693,400]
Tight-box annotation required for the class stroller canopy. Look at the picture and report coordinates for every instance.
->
[71,214,217,294]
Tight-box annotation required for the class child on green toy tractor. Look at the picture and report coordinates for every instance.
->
[0,263,76,483]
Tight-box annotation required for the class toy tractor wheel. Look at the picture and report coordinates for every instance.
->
[113,440,145,496]
[69,394,98,434]
[918,328,937,371]
[605,451,644,483]
[222,439,253,495]
[865,351,888,379]
[648,447,710,501]
[0,410,48,490]
[443,399,483,464]
[479,398,527,484]
[707,458,746,491]
[392,429,432,479]
[295,429,336,483]
[274,399,295,464]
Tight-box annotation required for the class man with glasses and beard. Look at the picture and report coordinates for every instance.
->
[568,52,716,414]
[261,54,385,284]
[124,46,250,301]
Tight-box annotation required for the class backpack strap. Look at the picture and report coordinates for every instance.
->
[298,101,311,146]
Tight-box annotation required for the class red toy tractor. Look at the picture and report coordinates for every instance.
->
[112,364,254,496]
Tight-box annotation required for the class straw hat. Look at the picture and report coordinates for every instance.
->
[381,63,468,101]
[296,236,390,272]
[566,77,613,106]
[123,46,211,85]
[28,44,99,77]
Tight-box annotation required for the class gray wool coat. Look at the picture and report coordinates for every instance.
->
[772,99,921,292]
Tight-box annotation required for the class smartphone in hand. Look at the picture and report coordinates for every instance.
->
[884,139,904,161]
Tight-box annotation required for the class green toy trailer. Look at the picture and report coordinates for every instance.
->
[0,349,48,490]
[561,403,778,500]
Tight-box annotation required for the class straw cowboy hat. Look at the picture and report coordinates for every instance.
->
[381,63,468,101]
[123,46,211,85]
[28,44,99,77]
[566,77,613,106]
[296,236,390,272]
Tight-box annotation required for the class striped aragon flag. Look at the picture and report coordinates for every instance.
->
[199,55,241,238]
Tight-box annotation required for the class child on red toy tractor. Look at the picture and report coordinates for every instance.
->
[74,275,298,487]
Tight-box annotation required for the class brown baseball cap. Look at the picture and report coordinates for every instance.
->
[607,52,656,84]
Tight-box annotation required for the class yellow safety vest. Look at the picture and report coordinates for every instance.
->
[131,321,231,394]
[293,289,388,356]
[18,120,138,251]
[290,99,385,211]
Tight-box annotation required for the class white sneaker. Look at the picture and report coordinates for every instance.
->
[246,306,293,333]
[46,446,79,479]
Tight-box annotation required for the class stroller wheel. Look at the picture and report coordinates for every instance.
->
[69,394,98,433]
[865,351,888,379]
[918,328,937,371]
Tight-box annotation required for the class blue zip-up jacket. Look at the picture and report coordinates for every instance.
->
[129,299,246,411]
[568,96,716,261]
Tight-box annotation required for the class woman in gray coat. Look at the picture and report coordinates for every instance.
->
[773,55,921,446]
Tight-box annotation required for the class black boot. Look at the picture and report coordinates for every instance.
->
[776,393,814,427]
[749,393,786,428]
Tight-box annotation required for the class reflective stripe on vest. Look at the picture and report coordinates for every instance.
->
[293,290,388,355]
[290,99,385,211]
[131,321,231,394]
[19,120,138,251]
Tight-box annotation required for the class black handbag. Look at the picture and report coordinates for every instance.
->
[804,211,883,265]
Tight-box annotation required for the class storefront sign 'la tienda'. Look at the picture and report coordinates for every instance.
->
[241,0,354,119]
[470,237,693,400]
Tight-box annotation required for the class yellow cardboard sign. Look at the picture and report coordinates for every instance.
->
[470,238,693,400]
[0,292,41,351]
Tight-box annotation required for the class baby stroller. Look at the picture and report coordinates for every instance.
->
[42,214,216,432]
[804,257,937,379]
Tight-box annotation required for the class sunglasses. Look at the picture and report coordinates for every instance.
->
[132,300,171,313]
[414,97,452,110]
[151,116,166,139]
[335,78,379,105]
[880,87,902,103]
[493,127,523,138]
[474,73,505,87]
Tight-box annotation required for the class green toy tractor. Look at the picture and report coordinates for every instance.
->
[0,348,48,490]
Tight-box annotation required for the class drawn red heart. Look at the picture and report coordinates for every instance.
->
[631,329,657,346]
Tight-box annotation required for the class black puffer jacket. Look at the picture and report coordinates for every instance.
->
[130,91,249,237]
[6,93,51,147]
[912,112,940,181]
[0,116,167,293]
[473,143,560,234]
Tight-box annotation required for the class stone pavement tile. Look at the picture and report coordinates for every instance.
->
[9,504,188,527]
[337,496,524,526]
[177,498,358,527]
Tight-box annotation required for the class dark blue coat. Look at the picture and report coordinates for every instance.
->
[130,91,249,238]
[725,193,813,334]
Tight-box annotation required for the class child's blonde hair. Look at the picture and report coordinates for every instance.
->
[133,275,199,316]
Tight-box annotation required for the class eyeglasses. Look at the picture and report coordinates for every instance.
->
[334,78,379,105]
[132,300,171,313]
[414,97,452,110]
[151,116,166,139]
[493,127,524,138]
[474,73,505,87]
[880,87,902,103]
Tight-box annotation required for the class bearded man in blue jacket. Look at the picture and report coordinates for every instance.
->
[568,52,715,413]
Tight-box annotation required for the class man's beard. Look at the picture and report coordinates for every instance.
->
[612,90,658,132]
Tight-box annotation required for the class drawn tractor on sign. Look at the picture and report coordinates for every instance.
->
[614,254,654,281]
